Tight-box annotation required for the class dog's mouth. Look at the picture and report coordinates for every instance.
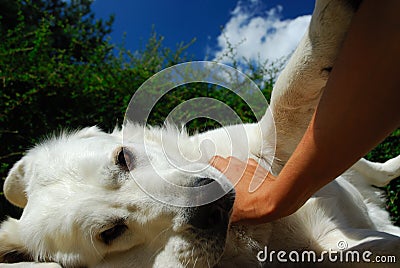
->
[190,176,234,228]
[188,194,234,231]
[175,189,234,267]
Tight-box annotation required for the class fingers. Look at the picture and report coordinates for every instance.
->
[209,155,229,172]
[209,155,240,170]
[247,158,259,167]
[209,156,278,224]
[209,155,225,166]
[209,156,262,174]
[210,155,259,166]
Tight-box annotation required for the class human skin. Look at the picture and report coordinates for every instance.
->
[210,0,400,225]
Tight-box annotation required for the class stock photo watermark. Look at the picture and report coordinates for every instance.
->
[257,240,397,264]
[122,61,275,207]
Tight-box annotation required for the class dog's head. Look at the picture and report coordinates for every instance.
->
[0,125,236,267]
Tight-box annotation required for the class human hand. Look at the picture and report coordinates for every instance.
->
[210,156,310,225]
[210,156,301,225]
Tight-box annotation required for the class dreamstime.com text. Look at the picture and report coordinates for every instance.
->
[257,241,396,264]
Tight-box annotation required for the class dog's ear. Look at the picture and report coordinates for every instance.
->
[0,218,32,263]
[4,159,28,208]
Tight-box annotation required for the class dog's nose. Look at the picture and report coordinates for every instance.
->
[188,177,235,230]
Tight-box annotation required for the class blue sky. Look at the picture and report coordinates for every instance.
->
[92,0,315,63]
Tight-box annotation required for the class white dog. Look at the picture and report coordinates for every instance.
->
[1,0,400,267]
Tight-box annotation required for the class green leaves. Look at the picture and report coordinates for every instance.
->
[365,130,400,226]
[0,0,118,219]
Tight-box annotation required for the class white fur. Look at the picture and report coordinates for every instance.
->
[1,122,399,267]
[1,0,399,267]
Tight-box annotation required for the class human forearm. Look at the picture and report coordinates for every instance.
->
[210,0,400,225]
[277,0,400,203]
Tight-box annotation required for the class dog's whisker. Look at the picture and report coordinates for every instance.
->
[88,225,102,259]
[148,243,167,265]
[184,257,190,268]
[148,226,172,248]
[147,226,173,263]
[189,247,195,268]
[193,255,200,268]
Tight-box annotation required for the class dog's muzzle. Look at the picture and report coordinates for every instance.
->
[188,177,235,231]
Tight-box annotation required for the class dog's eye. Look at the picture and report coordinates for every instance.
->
[115,147,135,171]
[100,224,128,245]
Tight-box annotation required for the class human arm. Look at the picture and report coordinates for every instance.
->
[210,0,400,225]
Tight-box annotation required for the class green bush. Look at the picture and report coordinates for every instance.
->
[365,129,400,226]
[0,0,192,219]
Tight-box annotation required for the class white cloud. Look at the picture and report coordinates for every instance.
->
[212,2,311,65]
